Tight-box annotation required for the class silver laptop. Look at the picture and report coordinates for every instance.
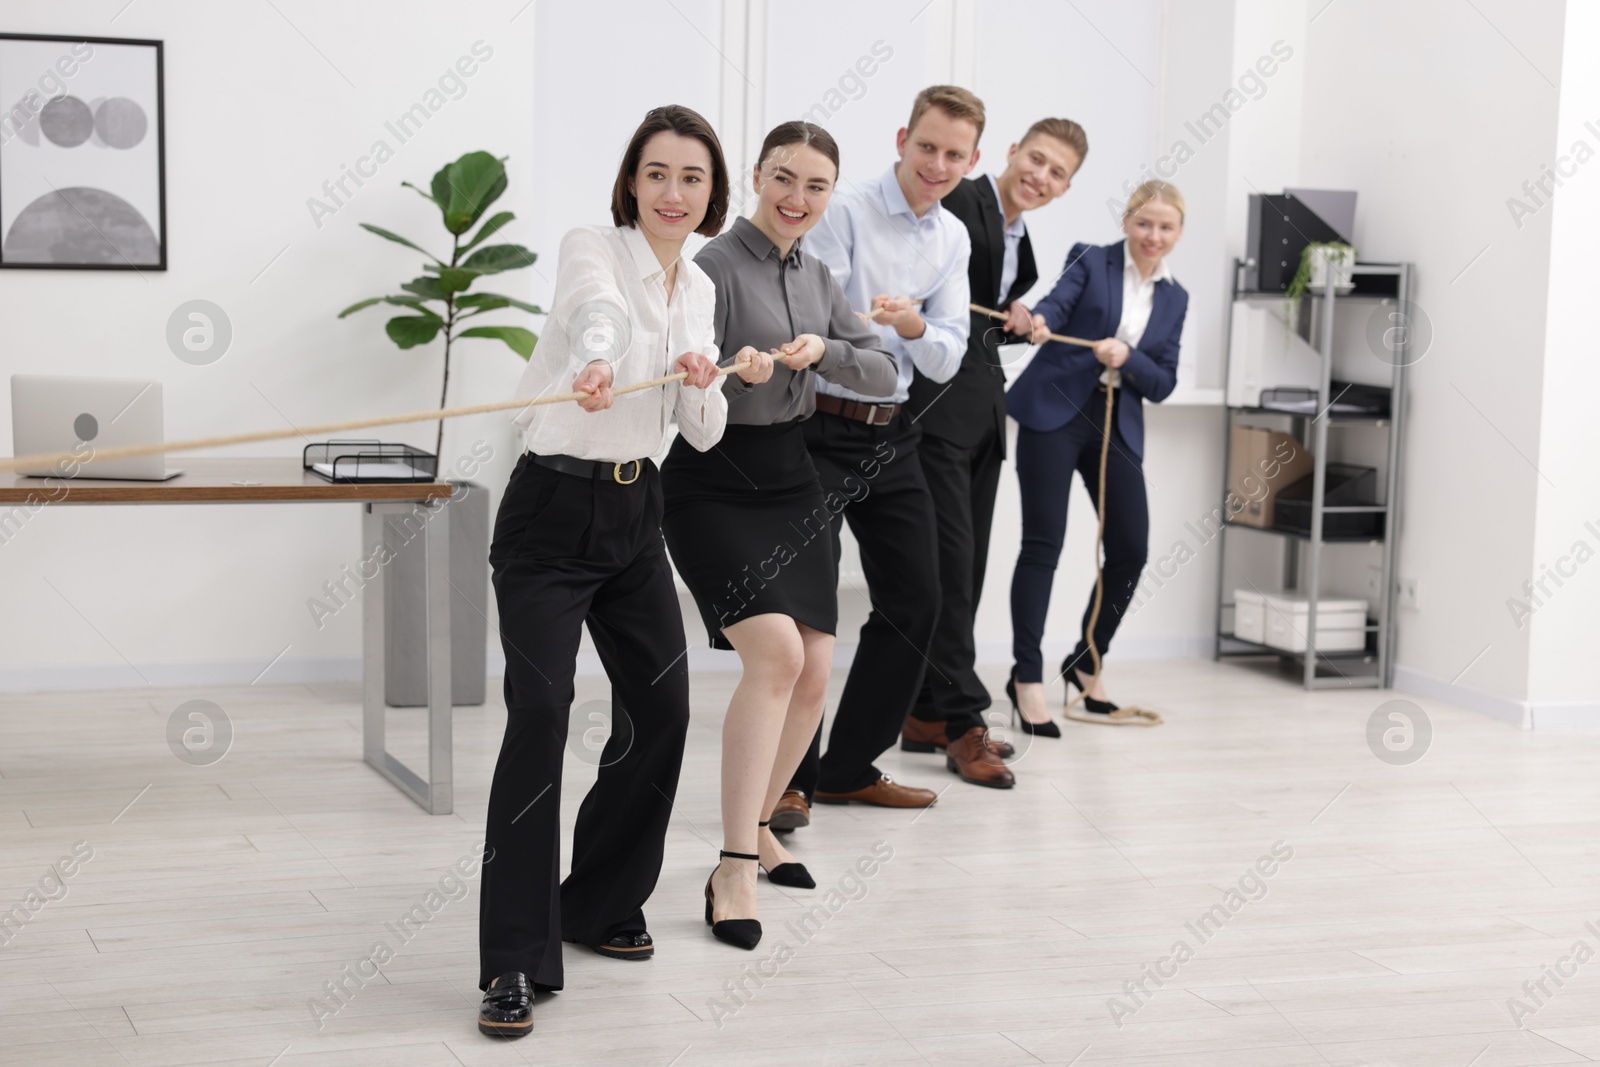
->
[11,375,183,481]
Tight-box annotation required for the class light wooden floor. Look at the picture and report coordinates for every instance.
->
[2,659,1598,1066]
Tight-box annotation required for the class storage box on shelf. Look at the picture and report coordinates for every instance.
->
[1231,589,1371,654]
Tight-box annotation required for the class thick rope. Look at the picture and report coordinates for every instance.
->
[0,361,751,474]
[1068,381,1113,711]
[8,307,1158,721]
[968,303,1097,348]
[1063,379,1161,726]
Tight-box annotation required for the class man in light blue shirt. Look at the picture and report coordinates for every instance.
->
[774,86,994,820]
[805,165,971,404]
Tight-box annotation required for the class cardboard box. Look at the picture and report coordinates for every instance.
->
[1228,426,1314,528]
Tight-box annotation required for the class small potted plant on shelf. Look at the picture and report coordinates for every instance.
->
[1284,241,1356,330]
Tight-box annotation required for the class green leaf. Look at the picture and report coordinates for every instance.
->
[461,210,515,254]
[400,276,447,300]
[456,296,510,317]
[455,292,544,315]
[441,152,507,234]
[435,267,482,294]
[358,223,443,264]
[400,180,442,209]
[338,297,385,318]
[429,166,453,214]
[458,325,537,359]
[382,296,442,319]
[385,315,444,348]
[461,244,537,275]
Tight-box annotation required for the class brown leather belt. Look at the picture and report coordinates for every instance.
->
[814,392,901,426]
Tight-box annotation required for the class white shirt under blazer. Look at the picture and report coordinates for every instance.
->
[1102,238,1175,387]
[510,224,729,463]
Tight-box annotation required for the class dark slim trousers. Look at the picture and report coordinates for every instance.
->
[910,422,1004,740]
[1010,389,1150,684]
[479,454,690,993]
[790,411,941,796]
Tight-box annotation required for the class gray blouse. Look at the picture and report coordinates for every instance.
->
[696,216,898,425]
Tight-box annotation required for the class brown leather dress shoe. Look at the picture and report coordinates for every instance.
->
[767,788,810,832]
[814,774,938,808]
[901,715,1016,759]
[946,727,1016,789]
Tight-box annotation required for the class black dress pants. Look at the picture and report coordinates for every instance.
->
[790,411,941,795]
[479,454,690,993]
[1010,389,1150,684]
[910,421,1004,741]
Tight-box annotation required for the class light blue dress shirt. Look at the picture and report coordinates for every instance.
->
[986,173,1028,305]
[805,165,972,404]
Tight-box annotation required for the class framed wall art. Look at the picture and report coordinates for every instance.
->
[0,33,166,270]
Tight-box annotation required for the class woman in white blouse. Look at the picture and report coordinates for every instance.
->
[1004,180,1188,728]
[476,105,772,1040]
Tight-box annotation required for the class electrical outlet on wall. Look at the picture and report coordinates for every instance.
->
[1399,578,1420,610]
[1365,566,1383,602]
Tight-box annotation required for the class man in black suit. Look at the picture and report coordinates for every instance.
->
[902,118,1088,783]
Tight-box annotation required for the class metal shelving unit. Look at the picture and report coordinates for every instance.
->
[1213,259,1413,689]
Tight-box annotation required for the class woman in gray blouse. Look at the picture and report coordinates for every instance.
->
[661,121,897,950]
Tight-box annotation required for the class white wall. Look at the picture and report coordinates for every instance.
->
[1527,0,1600,721]
[1296,0,1566,717]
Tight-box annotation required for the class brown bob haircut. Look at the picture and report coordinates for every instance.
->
[610,105,730,237]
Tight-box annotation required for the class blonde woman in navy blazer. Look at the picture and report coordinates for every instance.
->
[1004,180,1187,726]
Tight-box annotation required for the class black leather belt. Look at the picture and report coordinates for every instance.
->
[814,391,900,426]
[528,452,645,485]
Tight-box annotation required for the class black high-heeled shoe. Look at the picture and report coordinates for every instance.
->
[1005,674,1061,738]
[704,851,762,950]
[758,821,815,888]
[1065,669,1119,716]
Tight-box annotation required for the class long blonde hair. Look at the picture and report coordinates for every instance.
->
[1124,180,1185,223]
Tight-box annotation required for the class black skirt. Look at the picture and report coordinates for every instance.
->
[661,420,837,650]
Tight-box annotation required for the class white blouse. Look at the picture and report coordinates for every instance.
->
[510,224,728,462]
[1102,238,1175,387]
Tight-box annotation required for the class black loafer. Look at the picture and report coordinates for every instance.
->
[478,972,533,1038]
[590,931,653,960]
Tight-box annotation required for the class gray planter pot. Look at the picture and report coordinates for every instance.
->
[383,479,488,706]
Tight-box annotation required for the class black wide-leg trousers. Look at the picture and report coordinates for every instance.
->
[790,412,941,796]
[479,454,690,993]
[910,421,1005,740]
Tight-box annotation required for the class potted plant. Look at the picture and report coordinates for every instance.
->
[338,151,541,707]
[339,150,541,459]
[1284,241,1356,330]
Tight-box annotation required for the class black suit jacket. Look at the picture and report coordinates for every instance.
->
[905,176,1037,454]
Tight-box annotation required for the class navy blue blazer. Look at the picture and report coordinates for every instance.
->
[1005,241,1187,459]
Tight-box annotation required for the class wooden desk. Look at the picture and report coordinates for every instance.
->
[0,456,454,504]
[1,457,460,815]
